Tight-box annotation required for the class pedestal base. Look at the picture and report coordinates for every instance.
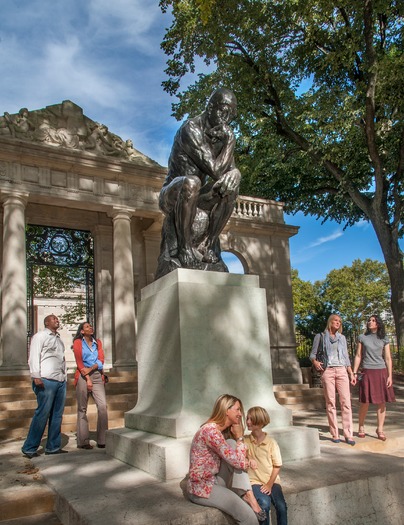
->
[107,428,192,481]
[107,425,320,481]
[107,269,320,479]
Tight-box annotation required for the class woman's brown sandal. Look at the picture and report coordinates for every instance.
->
[376,429,387,441]
[358,428,366,438]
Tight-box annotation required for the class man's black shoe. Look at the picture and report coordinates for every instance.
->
[22,451,39,459]
[45,449,68,455]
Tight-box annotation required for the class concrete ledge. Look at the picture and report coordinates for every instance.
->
[107,425,321,481]
[106,427,192,480]
[124,411,205,439]
[35,443,404,525]
[270,426,320,462]
[286,470,403,524]
[282,445,404,524]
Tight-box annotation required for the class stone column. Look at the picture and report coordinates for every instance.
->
[92,224,113,368]
[142,217,163,284]
[109,208,137,368]
[0,192,29,370]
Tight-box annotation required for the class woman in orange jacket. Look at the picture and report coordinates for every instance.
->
[73,322,108,449]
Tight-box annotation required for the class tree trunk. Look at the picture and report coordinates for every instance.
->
[369,213,404,352]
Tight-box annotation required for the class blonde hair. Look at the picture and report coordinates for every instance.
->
[247,406,270,427]
[325,314,343,334]
[207,394,245,429]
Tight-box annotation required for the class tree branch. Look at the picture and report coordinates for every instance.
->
[337,6,364,81]
[227,32,375,219]
[363,0,385,210]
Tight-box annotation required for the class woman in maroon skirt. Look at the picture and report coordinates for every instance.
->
[352,315,395,441]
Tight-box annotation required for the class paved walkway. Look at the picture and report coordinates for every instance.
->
[1,377,403,525]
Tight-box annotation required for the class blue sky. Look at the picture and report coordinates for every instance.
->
[1,0,396,282]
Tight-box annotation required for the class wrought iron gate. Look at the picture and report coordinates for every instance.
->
[26,225,95,341]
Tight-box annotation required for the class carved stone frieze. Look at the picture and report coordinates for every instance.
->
[0,100,160,168]
[0,161,8,180]
[0,156,160,213]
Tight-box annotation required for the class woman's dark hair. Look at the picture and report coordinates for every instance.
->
[364,314,386,339]
[73,321,96,342]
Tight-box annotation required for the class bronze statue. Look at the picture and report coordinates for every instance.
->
[156,88,241,278]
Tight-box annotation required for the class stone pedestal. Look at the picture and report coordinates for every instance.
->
[107,269,319,480]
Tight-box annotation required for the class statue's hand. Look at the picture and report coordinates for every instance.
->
[207,123,234,143]
[213,169,241,196]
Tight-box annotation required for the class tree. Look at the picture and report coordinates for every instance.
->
[30,266,87,326]
[159,0,404,346]
[291,268,328,338]
[319,258,393,337]
[291,260,393,355]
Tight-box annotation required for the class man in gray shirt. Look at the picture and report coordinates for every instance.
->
[22,314,67,458]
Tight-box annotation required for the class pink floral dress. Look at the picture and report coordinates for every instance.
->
[187,422,248,498]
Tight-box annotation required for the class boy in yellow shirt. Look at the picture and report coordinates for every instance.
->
[244,407,287,525]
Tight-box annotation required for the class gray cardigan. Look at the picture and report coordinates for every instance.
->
[310,330,351,368]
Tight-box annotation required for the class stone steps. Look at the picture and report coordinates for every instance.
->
[0,392,137,411]
[0,372,328,439]
[0,371,137,440]
[0,486,55,523]
[273,384,325,410]
[0,513,62,525]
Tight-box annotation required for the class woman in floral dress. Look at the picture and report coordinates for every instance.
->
[186,394,264,524]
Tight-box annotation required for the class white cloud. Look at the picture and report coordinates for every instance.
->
[88,0,166,52]
[309,229,344,248]
[0,0,175,165]
[354,219,371,229]
[39,38,133,108]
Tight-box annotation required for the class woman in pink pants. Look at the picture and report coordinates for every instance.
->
[310,314,356,445]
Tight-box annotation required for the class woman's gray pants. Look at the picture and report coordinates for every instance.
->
[187,439,258,525]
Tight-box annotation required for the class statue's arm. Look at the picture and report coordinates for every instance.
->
[181,121,235,181]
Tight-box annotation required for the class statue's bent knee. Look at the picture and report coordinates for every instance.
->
[181,176,201,200]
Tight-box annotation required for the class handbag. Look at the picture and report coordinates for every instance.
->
[315,333,325,364]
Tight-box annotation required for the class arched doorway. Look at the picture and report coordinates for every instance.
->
[222,251,246,274]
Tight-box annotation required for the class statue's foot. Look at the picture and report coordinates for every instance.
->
[178,247,200,267]
[201,249,219,264]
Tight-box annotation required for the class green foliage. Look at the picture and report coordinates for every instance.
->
[59,298,87,326]
[160,0,403,224]
[393,353,404,373]
[292,259,393,355]
[291,268,330,338]
[30,265,88,326]
[31,266,87,297]
[159,0,404,342]
[319,258,392,335]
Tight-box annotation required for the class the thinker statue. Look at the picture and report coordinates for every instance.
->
[156,88,241,279]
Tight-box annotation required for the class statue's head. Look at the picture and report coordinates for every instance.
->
[206,88,237,127]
